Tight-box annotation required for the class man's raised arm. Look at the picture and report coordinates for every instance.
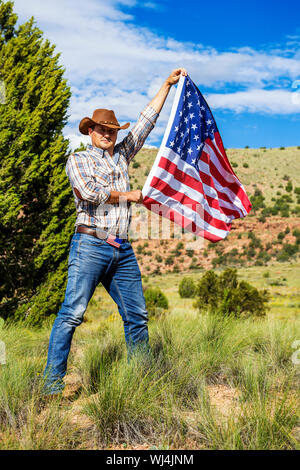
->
[118,68,187,164]
[148,68,187,114]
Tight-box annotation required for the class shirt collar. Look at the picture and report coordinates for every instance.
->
[87,144,119,165]
[87,144,105,157]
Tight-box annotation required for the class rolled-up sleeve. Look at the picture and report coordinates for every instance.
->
[117,104,159,164]
[66,152,110,205]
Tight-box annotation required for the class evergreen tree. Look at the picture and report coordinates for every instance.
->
[0,1,75,325]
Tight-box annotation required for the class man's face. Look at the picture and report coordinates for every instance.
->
[88,124,118,154]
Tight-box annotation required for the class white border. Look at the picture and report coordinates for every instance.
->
[142,74,186,196]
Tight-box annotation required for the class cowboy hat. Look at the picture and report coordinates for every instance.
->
[79,109,130,135]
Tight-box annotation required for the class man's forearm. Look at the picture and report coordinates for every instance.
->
[148,68,188,114]
[148,81,172,115]
[106,191,129,204]
[106,190,143,204]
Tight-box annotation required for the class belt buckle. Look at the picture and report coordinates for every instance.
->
[95,228,108,240]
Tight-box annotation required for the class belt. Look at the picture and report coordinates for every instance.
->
[75,226,127,248]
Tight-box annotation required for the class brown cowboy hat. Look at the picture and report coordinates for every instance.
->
[79,109,130,135]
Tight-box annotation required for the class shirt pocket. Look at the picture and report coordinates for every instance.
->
[93,168,111,187]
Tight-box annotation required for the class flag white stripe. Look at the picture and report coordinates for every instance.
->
[204,143,248,214]
[157,147,244,217]
[143,75,185,197]
[198,158,246,216]
[149,166,233,224]
[205,140,237,183]
[145,187,229,238]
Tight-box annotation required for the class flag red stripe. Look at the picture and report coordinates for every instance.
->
[206,138,252,211]
[158,156,239,211]
[143,195,225,242]
[199,150,250,212]
[149,176,232,232]
[200,149,242,198]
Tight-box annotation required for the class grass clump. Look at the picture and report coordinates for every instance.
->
[178,277,196,298]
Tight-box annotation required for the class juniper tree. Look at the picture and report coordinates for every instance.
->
[0,1,74,325]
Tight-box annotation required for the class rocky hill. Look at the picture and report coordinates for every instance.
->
[129,146,300,275]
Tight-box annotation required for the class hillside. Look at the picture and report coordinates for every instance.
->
[127,146,300,275]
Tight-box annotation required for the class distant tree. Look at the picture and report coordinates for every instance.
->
[0,1,73,325]
[144,287,169,318]
[194,270,219,310]
[194,268,269,318]
[178,277,196,298]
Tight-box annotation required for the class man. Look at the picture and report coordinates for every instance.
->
[43,67,187,395]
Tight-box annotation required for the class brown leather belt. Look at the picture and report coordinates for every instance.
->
[75,225,127,244]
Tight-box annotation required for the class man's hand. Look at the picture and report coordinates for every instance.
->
[107,190,143,204]
[166,68,188,86]
[126,190,143,204]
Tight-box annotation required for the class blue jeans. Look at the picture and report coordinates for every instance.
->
[43,232,149,394]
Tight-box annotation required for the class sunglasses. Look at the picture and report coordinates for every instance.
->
[95,125,118,136]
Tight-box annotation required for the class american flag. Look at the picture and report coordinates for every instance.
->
[142,75,251,242]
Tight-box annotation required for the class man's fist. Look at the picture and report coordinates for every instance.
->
[127,190,143,204]
[166,68,188,86]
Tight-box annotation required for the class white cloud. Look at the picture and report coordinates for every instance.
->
[207,88,300,114]
[13,0,300,149]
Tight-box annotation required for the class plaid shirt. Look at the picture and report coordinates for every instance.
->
[66,104,158,237]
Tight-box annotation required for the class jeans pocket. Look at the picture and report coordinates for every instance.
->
[79,233,106,247]
[68,238,82,267]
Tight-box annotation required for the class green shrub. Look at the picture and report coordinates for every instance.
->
[293,206,300,215]
[186,249,194,257]
[178,277,196,298]
[276,243,299,262]
[285,181,293,192]
[194,268,269,318]
[250,189,265,212]
[136,245,143,254]
[132,161,140,168]
[243,163,249,168]
[144,287,169,317]
[194,270,220,310]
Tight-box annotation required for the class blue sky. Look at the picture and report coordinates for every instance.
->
[126,0,300,51]
[13,0,300,149]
